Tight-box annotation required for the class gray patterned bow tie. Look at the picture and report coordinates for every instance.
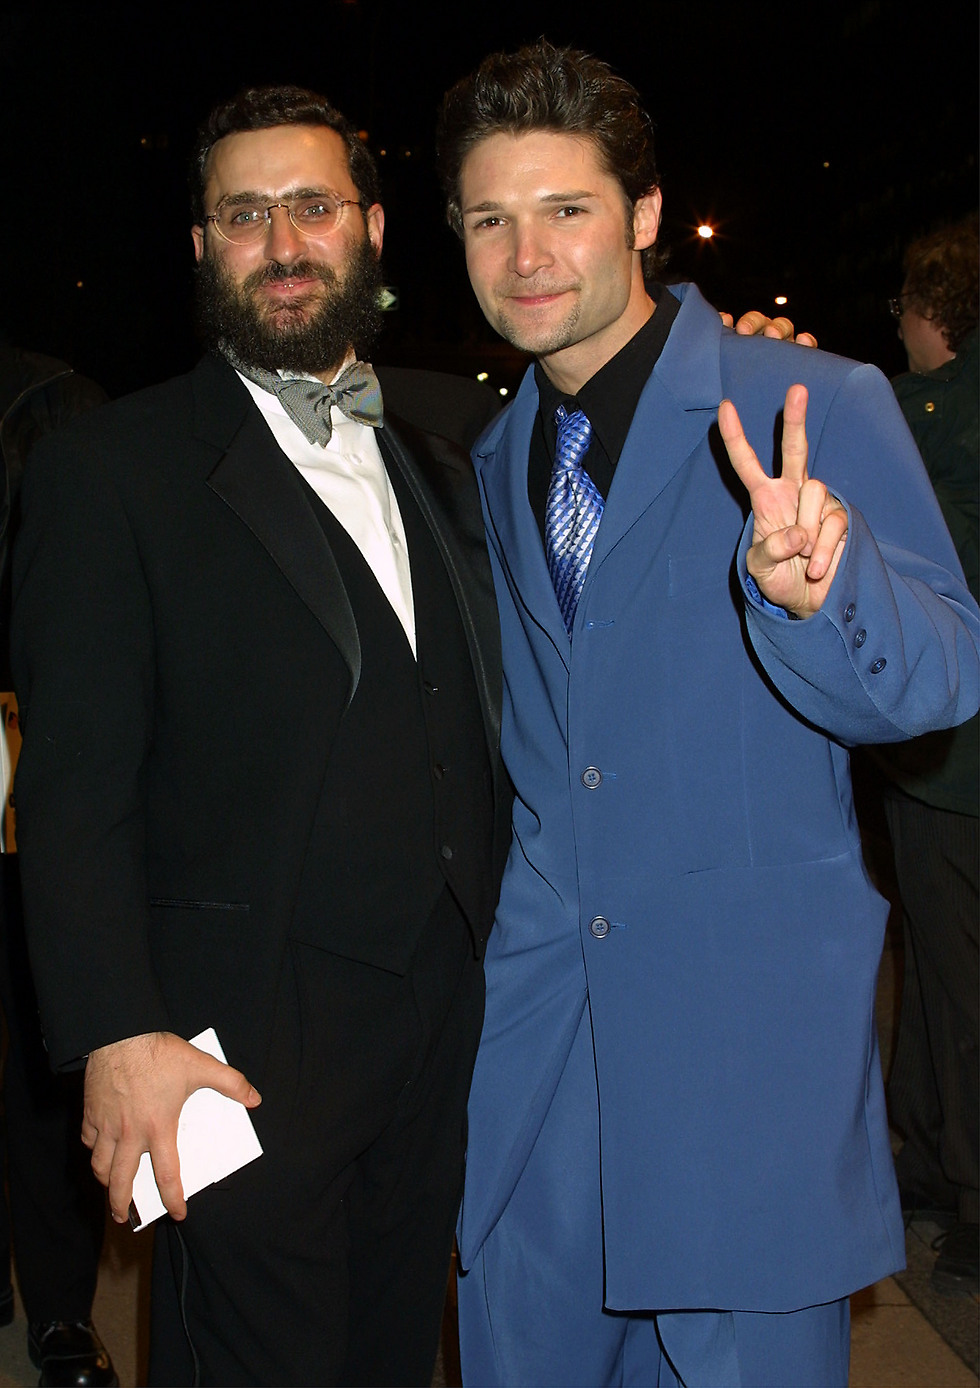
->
[221,344,383,445]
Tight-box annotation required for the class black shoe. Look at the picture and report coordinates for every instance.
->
[930,1222,980,1296]
[0,1284,14,1328]
[27,1320,118,1388]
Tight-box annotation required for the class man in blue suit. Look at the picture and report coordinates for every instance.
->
[436,41,980,1387]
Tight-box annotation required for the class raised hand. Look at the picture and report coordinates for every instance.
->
[719,384,847,617]
[81,1030,261,1223]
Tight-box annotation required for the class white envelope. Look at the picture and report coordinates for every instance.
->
[129,1027,263,1230]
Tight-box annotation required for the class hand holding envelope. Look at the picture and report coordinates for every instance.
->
[82,1028,262,1227]
[128,1028,264,1230]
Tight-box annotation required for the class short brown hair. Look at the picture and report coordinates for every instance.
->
[437,40,666,278]
[190,84,380,225]
[902,213,979,352]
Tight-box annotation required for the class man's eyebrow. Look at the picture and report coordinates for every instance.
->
[216,191,269,207]
[216,187,338,207]
[539,190,598,203]
[462,190,599,216]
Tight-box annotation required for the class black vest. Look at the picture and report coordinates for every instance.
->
[287,438,493,974]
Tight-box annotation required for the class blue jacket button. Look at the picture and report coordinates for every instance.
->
[869,658,887,674]
[582,767,602,789]
[854,629,866,648]
[589,916,610,938]
[843,603,856,622]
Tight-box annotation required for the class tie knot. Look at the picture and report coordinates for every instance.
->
[275,361,384,445]
[554,405,592,472]
[220,341,384,446]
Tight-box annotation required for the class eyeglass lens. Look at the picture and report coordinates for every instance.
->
[214,195,349,244]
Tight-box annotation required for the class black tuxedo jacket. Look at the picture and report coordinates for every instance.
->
[10,354,509,1078]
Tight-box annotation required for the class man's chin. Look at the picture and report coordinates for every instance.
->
[255,288,322,322]
[260,305,317,332]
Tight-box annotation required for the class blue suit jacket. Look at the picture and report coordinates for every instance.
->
[459,283,980,1311]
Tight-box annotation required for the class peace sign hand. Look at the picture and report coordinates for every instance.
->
[719,384,848,618]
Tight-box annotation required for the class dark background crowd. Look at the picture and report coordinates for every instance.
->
[0,0,977,397]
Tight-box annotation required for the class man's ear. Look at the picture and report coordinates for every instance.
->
[365,203,385,257]
[191,225,205,263]
[632,187,663,251]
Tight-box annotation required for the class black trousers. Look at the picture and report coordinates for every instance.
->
[149,888,484,1387]
[884,790,979,1223]
[0,857,105,1322]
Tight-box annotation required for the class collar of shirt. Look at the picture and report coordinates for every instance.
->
[238,367,378,466]
[235,366,417,658]
[528,282,680,531]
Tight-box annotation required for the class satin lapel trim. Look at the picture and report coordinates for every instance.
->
[379,420,503,754]
[205,404,360,698]
[474,371,570,653]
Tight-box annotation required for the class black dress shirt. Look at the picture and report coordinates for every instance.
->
[528,283,680,538]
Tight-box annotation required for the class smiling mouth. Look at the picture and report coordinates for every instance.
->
[504,286,575,306]
[263,276,316,291]
[247,260,334,294]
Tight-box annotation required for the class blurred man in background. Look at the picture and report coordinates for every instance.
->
[0,339,116,1387]
[879,215,979,1295]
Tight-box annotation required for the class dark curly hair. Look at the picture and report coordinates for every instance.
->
[436,39,666,279]
[902,213,979,352]
[189,84,380,225]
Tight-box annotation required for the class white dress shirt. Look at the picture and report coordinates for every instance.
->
[237,367,417,657]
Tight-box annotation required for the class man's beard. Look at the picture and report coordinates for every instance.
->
[196,236,385,373]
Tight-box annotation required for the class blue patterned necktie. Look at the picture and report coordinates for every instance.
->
[545,405,603,635]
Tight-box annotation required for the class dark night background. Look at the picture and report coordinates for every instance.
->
[1,0,976,400]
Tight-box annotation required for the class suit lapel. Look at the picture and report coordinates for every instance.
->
[474,372,571,653]
[379,415,502,755]
[592,285,723,568]
[191,355,360,698]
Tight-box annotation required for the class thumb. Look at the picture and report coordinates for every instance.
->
[190,1051,262,1107]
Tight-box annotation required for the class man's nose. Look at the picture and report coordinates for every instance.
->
[263,205,306,264]
[510,223,554,278]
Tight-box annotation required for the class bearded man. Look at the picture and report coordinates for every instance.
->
[9,85,510,1387]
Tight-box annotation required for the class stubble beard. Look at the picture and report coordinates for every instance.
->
[489,292,582,360]
[196,235,385,373]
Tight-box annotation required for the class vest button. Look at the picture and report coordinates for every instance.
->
[854,629,866,648]
[581,767,602,789]
[843,603,855,622]
[433,763,448,779]
[869,658,887,675]
[441,845,454,860]
[589,916,610,938]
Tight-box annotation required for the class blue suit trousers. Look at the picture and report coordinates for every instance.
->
[457,1004,850,1388]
